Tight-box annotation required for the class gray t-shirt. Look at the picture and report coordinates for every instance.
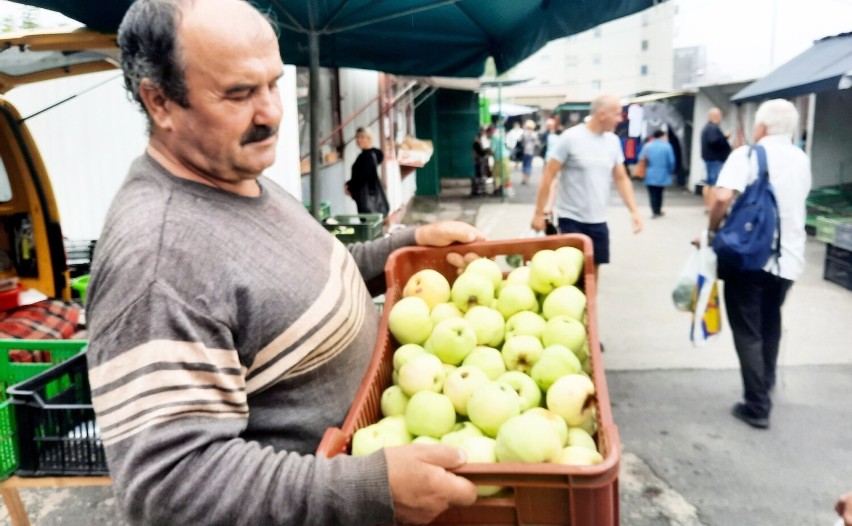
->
[548,125,624,224]
[86,155,416,525]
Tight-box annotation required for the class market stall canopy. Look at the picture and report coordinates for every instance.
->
[731,32,852,103]
[489,102,536,117]
[11,0,655,77]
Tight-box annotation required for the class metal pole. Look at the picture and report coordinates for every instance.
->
[309,31,321,219]
[497,80,505,202]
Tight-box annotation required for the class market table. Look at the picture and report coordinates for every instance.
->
[0,476,111,526]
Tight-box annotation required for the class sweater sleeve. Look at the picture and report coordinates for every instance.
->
[347,226,417,281]
[87,283,394,526]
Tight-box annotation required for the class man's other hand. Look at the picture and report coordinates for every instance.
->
[530,211,547,232]
[631,210,644,234]
[837,492,852,526]
[415,221,485,247]
[386,444,478,524]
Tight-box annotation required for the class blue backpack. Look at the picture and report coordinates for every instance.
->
[712,145,781,271]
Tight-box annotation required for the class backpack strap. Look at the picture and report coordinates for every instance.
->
[752,144,782,270]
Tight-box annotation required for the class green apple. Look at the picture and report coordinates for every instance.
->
[405,391,457,438]
[398,353,445,396]
[576,406,598,436]
[566,427,597,452]
[554,246,584,286]
[392,343,426,371]
[496,282,539,319]
[504,311,547,340]
[528,249,572,294]
[497,371,542,411]
[430,317,477,365]
[546,374,596,426]
[451,271,494,313]
[403,269,451,309]
[388,296,433,345]
[442,363,457,379]
[462,346,507,380]
[457,435,503,497]
[412,435,441,445]
[443,366,491,415]
[464,305,505,347]
[530,344,582,392]
[464,257,503,290]
[553,445,603,466]
[467,381,522,437]
[506,265,531,284]
[495,413,562,463]
[377,415,413,442]
[501,335,544,374]
[525,407,569,446]
[541,316,587,356]
[541,285,586,322]
[351,421,411,456]
[430,302,463,325]
[380,385,410,417]
[581,355,592,375]
[440,421,484,447]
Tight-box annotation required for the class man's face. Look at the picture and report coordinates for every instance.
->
[599,101,623,132]
[163,5,284,184]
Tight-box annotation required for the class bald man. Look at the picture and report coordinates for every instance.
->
[531,94,642,269]
[701,107,732,211]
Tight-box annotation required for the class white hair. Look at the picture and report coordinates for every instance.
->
[754,99,798,137]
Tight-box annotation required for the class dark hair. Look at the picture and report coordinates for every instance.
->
[118,0,192,117]
[653,130,666,139]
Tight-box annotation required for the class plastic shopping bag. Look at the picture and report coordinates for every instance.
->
[686,231,722,347]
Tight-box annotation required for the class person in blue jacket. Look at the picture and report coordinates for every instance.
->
[639,130,676,217]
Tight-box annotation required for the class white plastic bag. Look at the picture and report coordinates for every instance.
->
[687,230,722,347]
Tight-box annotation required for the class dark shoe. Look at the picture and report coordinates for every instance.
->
[731,403,769,429]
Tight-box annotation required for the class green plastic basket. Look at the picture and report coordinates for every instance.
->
[322,214,384,244]
[0,339,87,480]
[303,201,331,220]
[70,274,90,304]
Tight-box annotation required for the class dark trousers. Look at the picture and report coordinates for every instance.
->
[722,268,793,418]
[646,185,664,215]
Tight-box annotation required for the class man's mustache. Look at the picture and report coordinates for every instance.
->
[241,125,278,145]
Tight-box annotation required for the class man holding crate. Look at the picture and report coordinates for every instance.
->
[85,1,481,524]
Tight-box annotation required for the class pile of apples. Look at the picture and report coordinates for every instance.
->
[352,246,604,491]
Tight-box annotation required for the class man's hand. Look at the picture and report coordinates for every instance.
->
[630,210,643,234]
[386,444,478,524]
[446,252,483,275]
[837,492,852,526]
[531,211,547,232]
[415,221,485,247]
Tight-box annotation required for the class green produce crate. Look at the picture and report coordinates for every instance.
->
[70,274,90,304]
[303,200,331,220]
[322,214,384,244]
[0,339,87,480]
[815,216,852,244]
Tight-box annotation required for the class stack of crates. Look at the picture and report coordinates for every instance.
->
[824,224,852,291]
[322,214,384,244]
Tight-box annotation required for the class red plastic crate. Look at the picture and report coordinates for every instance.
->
[317,234,621,525]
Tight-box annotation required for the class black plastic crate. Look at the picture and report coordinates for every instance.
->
[824,254,852,291]
[827,243,852,266]
[7,354,108,476]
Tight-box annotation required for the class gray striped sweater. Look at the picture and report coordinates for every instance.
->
[86,155,415,525]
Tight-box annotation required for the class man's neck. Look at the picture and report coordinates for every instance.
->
[146,141,261,198]
[585,121,606,134]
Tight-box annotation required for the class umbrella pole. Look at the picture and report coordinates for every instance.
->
[497,81,505,202]
[309,31,321,219]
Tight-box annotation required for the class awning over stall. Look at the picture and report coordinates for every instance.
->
[731,32,852,103]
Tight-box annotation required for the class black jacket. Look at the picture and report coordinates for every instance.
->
[701,122,731,162]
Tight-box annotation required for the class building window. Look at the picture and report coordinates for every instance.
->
[592,80,601,90]
[641,39,648,51]
[592,54,601,66]
[640,65,648,76]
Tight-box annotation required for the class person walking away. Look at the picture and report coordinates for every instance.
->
[640,130,676,218]
[490,124,510,197]
[345,127,388,215]
[505,121,523,170]
[531,93,643,272]
[471,126,491,196]
[539,118,557,161]
[520,119,540,185]
[85,1,483,524]
[706,99,811,429]
[701,107,732,212]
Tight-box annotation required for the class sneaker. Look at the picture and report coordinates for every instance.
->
[731,403,769,429]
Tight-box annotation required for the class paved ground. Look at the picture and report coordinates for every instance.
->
[2,160,850,525]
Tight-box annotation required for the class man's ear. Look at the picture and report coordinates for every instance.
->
[138,78,175,131]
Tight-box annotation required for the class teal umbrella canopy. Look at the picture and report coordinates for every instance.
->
[10,0,654,77]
